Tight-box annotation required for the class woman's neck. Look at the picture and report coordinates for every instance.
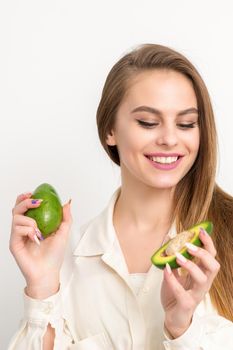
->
[113,181,175,273]
[114,181,174,234]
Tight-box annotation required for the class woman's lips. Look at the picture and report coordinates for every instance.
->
[145,154,183,170]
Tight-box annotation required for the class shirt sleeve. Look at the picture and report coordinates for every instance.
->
[163,313,233,350]
[7,288,74,350]
[7,234,113,350]
[7,287,113,350]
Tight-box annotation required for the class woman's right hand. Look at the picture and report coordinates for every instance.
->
[9,192,72,299]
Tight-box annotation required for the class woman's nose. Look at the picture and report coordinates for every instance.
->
[155,126,178,147]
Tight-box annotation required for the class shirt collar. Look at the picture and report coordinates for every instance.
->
[73,188,121,256]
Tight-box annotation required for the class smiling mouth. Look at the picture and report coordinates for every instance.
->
[146,155,181,164]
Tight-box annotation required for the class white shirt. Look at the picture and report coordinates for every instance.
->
[129,273,147,295]
[8,189,233,349]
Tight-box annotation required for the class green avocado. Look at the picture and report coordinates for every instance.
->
[25,183,63,239]
[151,221,213,269]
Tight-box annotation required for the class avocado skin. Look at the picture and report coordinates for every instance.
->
[151,221,213,270]
[25,183,63,239]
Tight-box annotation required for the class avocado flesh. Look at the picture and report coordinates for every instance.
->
[151,221,213,269]
[25,183,63,239]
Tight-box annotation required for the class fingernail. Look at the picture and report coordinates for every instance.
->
[31,199,43,204]
[33,234,41,246]
[200,227,208,236]
[175,252,187,263]
[35,228,44,240]
[185,242,198,252]
[166,263,172,274]
[68,198,72,205]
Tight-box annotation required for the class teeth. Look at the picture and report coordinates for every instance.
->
[149,156,178,164]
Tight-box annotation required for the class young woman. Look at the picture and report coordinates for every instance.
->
[9,44,233,349]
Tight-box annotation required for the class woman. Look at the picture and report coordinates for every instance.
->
[8,44,233,349]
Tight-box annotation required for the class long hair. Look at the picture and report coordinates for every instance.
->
[96,44,233,320]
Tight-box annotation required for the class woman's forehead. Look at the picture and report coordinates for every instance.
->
[120,71,198,114]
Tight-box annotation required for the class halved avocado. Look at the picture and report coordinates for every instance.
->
[151,221,213,269]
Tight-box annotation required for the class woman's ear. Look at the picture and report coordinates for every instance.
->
[106,130,116,146]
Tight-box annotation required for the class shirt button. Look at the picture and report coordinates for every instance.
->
[164,342,170,350]
[43,302,53,314]
[142,286,149,293]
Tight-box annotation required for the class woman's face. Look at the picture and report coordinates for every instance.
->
[106,69,200,190]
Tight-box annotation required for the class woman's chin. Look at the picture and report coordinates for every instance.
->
[146,178,179,190]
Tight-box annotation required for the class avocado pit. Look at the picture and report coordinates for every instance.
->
[165,230,195,256]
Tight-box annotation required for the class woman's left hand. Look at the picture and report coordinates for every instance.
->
[161,228,220,339]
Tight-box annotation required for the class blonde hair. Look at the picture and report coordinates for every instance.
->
[96,44,233,320]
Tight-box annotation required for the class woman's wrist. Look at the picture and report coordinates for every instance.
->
[26,276,60,299]
[165,318,192,339]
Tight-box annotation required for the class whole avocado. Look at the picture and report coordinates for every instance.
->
[25,183,63,239]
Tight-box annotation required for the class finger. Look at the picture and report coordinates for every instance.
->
[199,228,217,257]
[13,221,43,240]
[163,264,189,304]
[185,243,220,278]
[14,225,36,238]
[168,268,188,291]
[10,225,41,250]
[13,214,38,228]
[175,252,208,287]
[13,198,43,215]
[56,200,72,238]
[63,200,72,224]
[174,250,220,302]
[15,192,32,206]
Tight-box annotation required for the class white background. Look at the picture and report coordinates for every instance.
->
[1,0,233,347]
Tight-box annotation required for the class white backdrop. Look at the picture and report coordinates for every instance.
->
[1,0,233,347]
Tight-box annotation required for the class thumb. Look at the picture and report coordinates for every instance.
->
[62,199,72,224]
[56,200,72,239]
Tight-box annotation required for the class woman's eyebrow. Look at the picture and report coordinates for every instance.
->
[131,106,199,116]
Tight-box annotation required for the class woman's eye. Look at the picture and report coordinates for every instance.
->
[137,120,159,128]
[136,120,198,129]
[177,123,197,129]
